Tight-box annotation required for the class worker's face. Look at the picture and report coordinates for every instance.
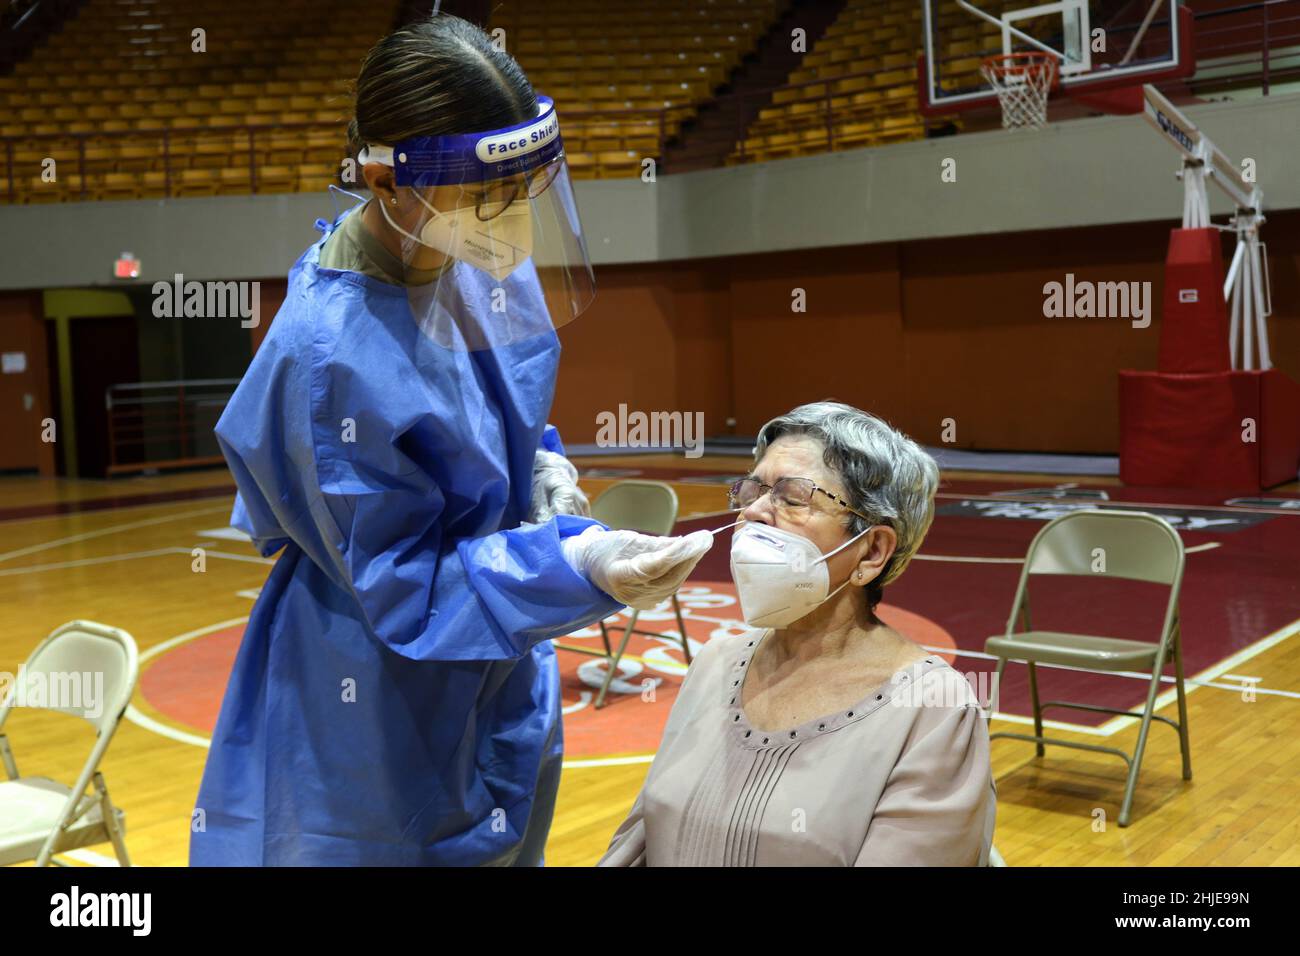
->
[363,163,529,270]
[364,165,526,226]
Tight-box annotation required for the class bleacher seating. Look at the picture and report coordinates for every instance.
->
[490,0,785,178]
[0,0,785,202]
[3,0,1294,200]
[0,0,374,202]
[726,0,997,163]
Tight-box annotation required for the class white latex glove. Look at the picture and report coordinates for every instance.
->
[529,449,591,522]
[562,526,713,610]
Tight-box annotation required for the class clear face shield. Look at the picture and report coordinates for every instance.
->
[357,95,595,351]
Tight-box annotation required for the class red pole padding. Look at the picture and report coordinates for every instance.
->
[1158,227,1232,374]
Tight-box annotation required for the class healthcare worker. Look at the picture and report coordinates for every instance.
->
[190,13,712,866]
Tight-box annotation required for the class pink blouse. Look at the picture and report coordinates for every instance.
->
[598,628,997,866]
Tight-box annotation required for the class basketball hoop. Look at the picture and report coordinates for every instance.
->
[980,52,1059,131]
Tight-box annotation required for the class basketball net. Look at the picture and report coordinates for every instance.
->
[980,53,1058,131]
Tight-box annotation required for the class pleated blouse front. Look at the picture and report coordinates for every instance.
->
[598,629,997,867]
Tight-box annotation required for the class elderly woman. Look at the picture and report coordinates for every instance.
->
[598,401,996,866]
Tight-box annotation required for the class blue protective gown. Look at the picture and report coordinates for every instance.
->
[190,207,621,866]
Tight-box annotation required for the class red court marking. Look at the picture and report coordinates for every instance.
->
[138,586,959,757]
[140,624,244,733]
[140,472,1300,741]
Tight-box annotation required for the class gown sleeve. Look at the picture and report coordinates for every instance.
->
[855,702,996,867]
[229,488,290,558]
[539,423,566,456]
[330,486,618,663]
[305,366,623,660]
[215,277,623,664]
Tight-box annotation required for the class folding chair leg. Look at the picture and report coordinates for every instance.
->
[598,619,612,658]
[595,611,638,710]
[671,594,692,664]
[1027,661,1045,757]
[1119,671,1164,827]
[35,839,59,867]
[35,795,80,866]
[990,657,1007,716]
[0,733,17,779]
[95,772,131,867]
[1172,642,1193,781]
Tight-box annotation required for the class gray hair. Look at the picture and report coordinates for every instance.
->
[753,401,940,608]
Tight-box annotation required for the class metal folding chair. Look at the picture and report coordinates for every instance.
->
[0,620,139,866]
[554,480,692,709]
[984,510,1190,827]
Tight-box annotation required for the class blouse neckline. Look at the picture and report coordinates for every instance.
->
[726,629,943,750]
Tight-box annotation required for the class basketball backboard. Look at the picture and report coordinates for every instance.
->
[920,0,1195,114]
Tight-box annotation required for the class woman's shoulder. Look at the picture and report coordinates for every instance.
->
[883,658,990,759]
[893,657,985,710]
[870,625,981,712]
[867,634,986,736]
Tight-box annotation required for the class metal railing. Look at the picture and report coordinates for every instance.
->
[1,119,347,202]
[0,106,689,200]
[105,379,237,476]
[1191,0,1300,94]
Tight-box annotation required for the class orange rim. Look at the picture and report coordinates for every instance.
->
[979,52,1059,89]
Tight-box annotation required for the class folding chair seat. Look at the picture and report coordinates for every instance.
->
[0,621,138,866]
[984,510,1191,827]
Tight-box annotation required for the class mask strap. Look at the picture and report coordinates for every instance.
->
[376,193,434,249]
[813,524,874,567]
[409,187,445,222]
[818,528,876,609]
[823,575,855,603]
[328,183,367,221]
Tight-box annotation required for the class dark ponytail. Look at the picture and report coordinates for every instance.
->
[347,13,537,159]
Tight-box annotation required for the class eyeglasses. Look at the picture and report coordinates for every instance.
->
[470,162,562,221]
[728,476,873,522]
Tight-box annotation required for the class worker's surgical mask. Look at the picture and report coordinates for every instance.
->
[378,189,534,282]
[729,522,872,628]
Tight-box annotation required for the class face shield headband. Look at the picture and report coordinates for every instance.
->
[356,95,564,190]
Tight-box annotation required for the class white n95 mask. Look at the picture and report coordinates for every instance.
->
[729,522,871,628]
[379,191,534,281]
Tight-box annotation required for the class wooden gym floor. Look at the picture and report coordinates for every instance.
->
[1,456,1297,866]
